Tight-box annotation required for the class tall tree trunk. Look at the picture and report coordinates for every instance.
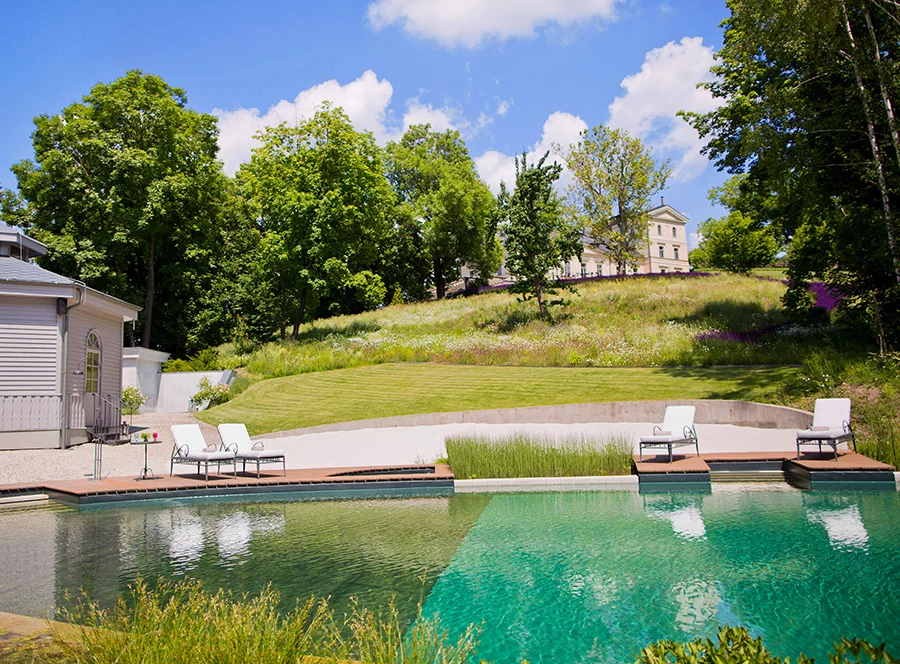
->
[864,4,900,170]
[141,230,155,348]
[279,279,287,341]
[290,286,308,341]
[872,292,888,356]
[841,0,900,284]
[535,278,547,318]
[434,259,445,299]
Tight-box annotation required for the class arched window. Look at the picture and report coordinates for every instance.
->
[657,224,662,236]
[672,227,677,238]
[85,331,101,394]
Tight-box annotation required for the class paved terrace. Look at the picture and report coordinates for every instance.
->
[0,399,855,486]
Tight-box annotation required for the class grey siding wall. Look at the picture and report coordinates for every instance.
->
[0,295,61,396]
[67,306,124,400]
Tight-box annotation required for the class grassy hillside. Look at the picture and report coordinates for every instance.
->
[220,273,864,384]
[198,364,797,435]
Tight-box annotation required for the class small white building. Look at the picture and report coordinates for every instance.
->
[0,222,141,450]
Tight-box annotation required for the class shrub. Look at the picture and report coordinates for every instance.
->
[446,431,634,479]
[161,358,194,373]
[120,386,146,415]
[189,377,231,410]
[635,625,898,664]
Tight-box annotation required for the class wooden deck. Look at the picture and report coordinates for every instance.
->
[0,464,455,504]
[634,450,895,486]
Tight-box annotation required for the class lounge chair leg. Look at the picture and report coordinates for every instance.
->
[282,458,286,477]
[257,461,260,479]
[668,445,673,464]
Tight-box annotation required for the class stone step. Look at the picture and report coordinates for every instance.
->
[709,470,786,483]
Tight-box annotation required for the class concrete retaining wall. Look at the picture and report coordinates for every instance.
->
[261,400,812,439]
[155,370,234,413]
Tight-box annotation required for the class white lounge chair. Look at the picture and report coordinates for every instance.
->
[796,398,855,460]
[217,423,286,479]
[170,424,236,481]
[639,406,699,462]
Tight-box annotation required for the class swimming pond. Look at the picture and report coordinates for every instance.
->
[0,488,898,663]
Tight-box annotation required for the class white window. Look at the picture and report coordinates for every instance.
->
[658,245,665,258]
[672,227,677,238]
[85,331,101,394]
[657,224,662,236]
[674,247,680,260]
[580,263,587,278]
[660,267,668,274]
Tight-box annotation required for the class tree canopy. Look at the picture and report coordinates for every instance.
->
[500,152,582,319]
[244,105,394,339]
[386,125,500,299]
[6,70,224,352]
[563,126,670,274]
[683,0,900,346]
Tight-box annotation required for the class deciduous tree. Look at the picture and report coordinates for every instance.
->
[500,152,582,319]
[562,126,670,274]
[246,105,393,339]
[386,125,500,299]
[5,71,224,351]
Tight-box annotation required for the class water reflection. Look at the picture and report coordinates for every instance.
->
[643,494,707,540]
[804,496,870,551]
[0,494,489,626]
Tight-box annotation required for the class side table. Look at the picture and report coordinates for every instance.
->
[133,438,163,480]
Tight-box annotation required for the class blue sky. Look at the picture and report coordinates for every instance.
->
[1,0,732,245]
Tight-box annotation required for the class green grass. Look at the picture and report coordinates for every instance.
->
[750,267,788,279]
[446,432,634,479]
[51,579,479,664]
[216,274,866,385]
[198,363,798,435]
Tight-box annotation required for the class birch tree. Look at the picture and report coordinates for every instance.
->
[562,126,670,274]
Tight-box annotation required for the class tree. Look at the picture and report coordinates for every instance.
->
[682,0,900,346]
[4,70,224,352]
[500,152,582,318]
[562,126,671,274]
[386,125,501,299]
[695,211,778,274]
[245,105,393,339]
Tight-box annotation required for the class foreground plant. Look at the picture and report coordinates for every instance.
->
[52,579,480,664]
[636,625,898,664]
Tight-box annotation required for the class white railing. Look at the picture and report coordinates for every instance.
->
[0,395,62,432]
[66,393,85,429]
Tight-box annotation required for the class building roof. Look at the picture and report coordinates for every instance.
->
[0,222,48,259]
[0,257,141,320]
[0,256,76,285]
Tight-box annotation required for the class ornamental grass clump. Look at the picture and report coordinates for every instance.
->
[446,431,634,479]
[52,579,481,664]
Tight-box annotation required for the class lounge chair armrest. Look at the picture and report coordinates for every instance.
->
[172,443,189,458]
[251,440,265,450]
[683,425,695,439]
[843,420,852,434]
[224,442,238,454]
[653,426,671,435]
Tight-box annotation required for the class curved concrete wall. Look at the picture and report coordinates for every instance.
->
[261,400,812,439]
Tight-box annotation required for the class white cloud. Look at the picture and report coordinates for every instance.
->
[496,99,511,116]
[607,36,721,181]
[215,71,465,175]
[475,111,588,194]
[367,0,621,48]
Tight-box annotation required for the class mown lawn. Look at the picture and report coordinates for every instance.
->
[198,363,798,435]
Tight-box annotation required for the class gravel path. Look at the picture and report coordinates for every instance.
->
[0,412,218,485]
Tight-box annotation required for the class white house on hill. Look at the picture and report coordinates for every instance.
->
[494,203,691,281]
[0,222,140,450]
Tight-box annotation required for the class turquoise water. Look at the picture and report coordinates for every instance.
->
[0,488,898,662]
[423,490,900,663]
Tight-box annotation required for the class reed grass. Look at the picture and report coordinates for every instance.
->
[51,579,479,664]
[445,432,634,479]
